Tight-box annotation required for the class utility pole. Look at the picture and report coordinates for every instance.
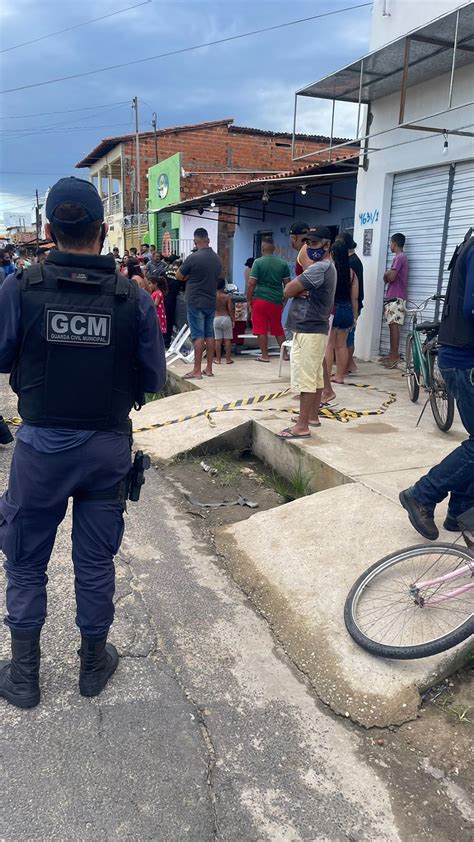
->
[152,112,158,163]
[35,189,40,255]
[133,96,141,244]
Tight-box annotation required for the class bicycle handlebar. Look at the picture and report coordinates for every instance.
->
[405,293,445,316]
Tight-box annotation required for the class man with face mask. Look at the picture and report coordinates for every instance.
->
[278,226,336,439]
[0,177,166,709]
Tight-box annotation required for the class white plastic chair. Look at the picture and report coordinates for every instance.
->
[166,325,194,365]
[278,339,292,377]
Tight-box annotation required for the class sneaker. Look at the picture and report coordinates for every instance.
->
[443,514,461,532]
[399,490,439,541]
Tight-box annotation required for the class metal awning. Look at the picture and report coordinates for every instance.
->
[298,2,474,104]
[163,161,357,217]
[292,3,474,163]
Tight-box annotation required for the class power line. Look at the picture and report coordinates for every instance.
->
[0,101,128,120]
[0,1,152,54]
[0,122,132,136]
[0,3,373,94]
[0,171,66,176]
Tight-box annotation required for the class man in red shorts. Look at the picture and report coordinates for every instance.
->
[247,237,290,362]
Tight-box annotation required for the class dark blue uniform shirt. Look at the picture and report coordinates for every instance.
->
[0,261,166,452]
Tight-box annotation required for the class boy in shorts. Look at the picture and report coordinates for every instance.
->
[214,278,235,364]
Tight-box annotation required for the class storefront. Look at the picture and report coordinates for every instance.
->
[292,1,474,360]
[378,159,474,356]
[165,162,358,287]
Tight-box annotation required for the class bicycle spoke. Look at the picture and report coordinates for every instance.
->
[351,544,473,649]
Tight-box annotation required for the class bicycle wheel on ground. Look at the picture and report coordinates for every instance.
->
[344,543,474,659]
[405,335,419,403]
[429,353,455,432]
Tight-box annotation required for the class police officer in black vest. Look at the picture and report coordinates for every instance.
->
[400,229,474,540]
[0,177,166,708]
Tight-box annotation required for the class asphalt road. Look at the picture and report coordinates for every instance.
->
[0,375,470,841]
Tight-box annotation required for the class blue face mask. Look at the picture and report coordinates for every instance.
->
[307,246,325,261]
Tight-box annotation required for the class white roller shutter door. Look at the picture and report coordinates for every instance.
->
[379,165,450,356]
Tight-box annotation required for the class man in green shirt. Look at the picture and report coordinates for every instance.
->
[247,237,290,362]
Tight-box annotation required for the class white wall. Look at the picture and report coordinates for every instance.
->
[354,61,474,360]
[370,0,467,49]
[180,210,218,254]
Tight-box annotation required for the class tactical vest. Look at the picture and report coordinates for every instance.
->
[438,235,474,349]
[11,261,141,433]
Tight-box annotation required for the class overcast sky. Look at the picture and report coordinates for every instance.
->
[0,0,372,222]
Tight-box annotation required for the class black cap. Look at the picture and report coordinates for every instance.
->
[307,225,332,242]
[290,220,310,235]
[46,177,104,231]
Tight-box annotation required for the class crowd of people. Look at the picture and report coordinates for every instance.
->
[0,173,471,715]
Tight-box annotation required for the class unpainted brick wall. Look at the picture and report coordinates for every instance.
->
[121,125,350,213]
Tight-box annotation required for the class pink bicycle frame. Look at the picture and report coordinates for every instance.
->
[414,562,474,606]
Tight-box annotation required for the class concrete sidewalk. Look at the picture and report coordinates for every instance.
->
[134,355,472,726]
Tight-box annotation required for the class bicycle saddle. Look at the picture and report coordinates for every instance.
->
[415,320,440,332]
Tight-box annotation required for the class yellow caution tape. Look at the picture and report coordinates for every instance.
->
[132,383,397,433]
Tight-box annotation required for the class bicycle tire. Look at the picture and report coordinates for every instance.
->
[428,354,455,432]
[344,543,474,659]
[405,335,419,402]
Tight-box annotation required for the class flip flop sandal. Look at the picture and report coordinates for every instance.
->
[255,357,270,363]
[291,417,321,427]
[277,427,311,440]
[202,371,214,377]
[183,372,202,380]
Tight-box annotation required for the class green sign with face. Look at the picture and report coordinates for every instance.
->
[148,153,180,212]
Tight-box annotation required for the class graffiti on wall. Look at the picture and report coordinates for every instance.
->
[359,209,379,225]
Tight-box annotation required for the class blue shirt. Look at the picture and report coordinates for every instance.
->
[0,257,166,452]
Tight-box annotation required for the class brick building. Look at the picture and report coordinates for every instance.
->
[75,118,352,253]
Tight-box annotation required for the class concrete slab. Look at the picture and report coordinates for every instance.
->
[132,388,257,462]
[216,483,473,729]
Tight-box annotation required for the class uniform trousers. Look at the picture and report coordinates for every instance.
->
[0,433,131,638]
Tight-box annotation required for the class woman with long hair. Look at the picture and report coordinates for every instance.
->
[126,257,146,288]
[325,240,359,385]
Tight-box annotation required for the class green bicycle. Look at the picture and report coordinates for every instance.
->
[405,294,455,433]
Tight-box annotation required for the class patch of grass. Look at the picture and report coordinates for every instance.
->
[269,463,312,502]
[145,379,177,403]
[433,692,472,723]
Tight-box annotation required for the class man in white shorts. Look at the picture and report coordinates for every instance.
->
[277,226,336,439]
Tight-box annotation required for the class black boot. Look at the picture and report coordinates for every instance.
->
[0,631,41,709]
[0,416,13,445]
[399,490,439,540]
[78,636,118,697]
[443,513,461,532]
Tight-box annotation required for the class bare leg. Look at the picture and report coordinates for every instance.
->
[275,334,289,360]
[321,350,336,403]
[384,323,401,364]
[282,390,321,435]
[346,345,357,373]
[203,338,215,375]
[189,338,204,377]
[332,330,350,383]
[215,339,222,363]
[225,339,233,363]
[257,334,270,362]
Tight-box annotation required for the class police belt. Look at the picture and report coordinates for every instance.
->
[74,451,151,504]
